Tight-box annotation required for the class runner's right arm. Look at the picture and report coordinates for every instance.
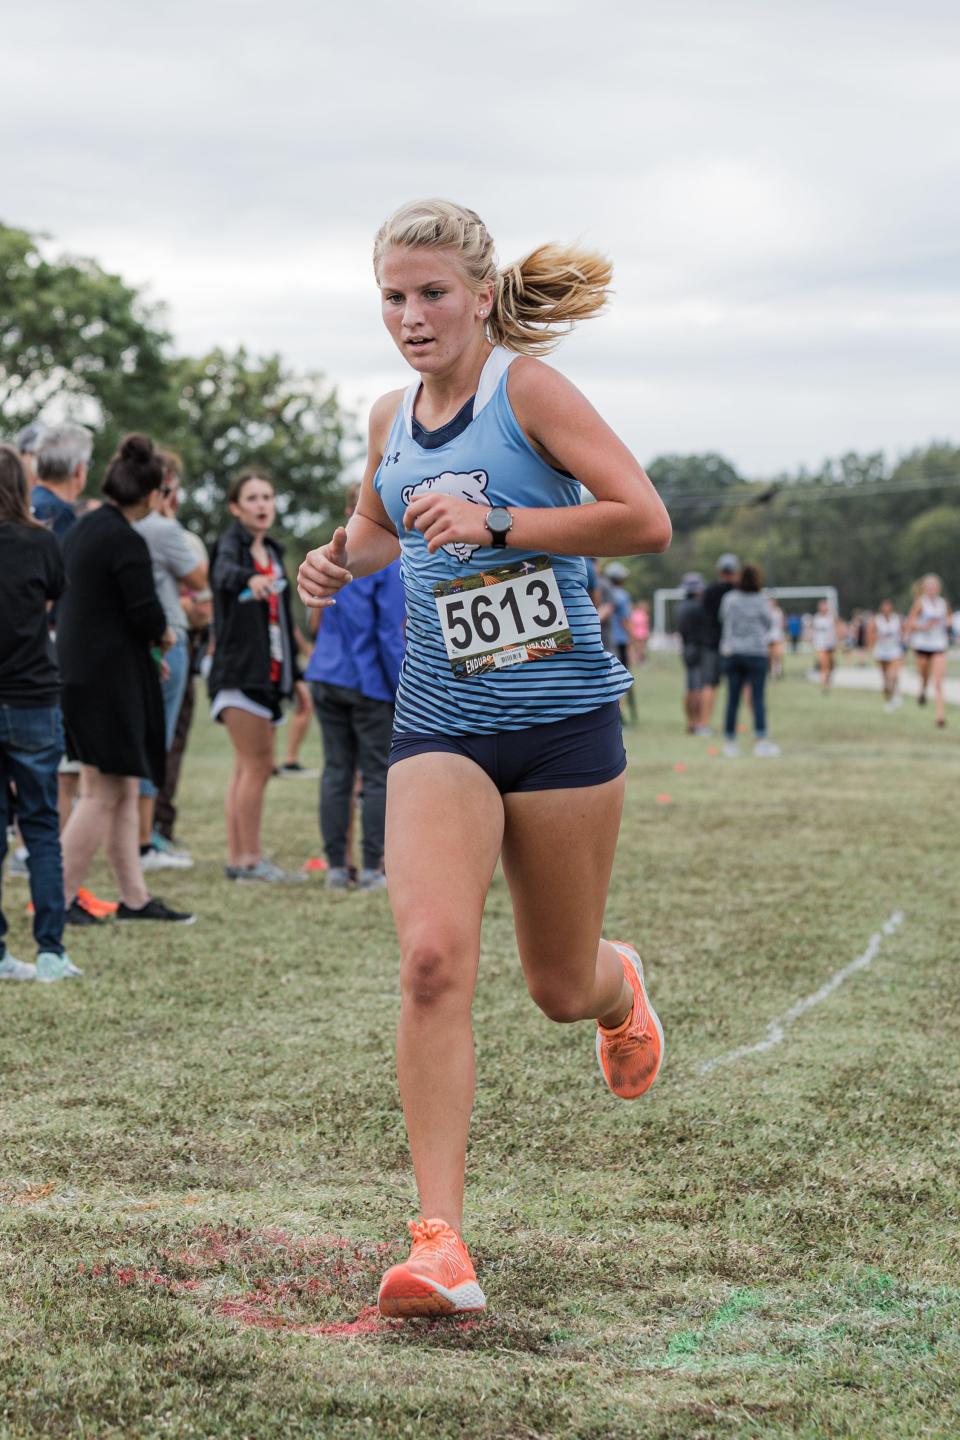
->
[297,393,402,608]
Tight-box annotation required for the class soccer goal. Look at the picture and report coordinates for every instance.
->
[651,585,839,649]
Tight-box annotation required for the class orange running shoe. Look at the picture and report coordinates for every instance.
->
[596,941,664,1100]
[77,888,118,918]
[377,1218,486,1318]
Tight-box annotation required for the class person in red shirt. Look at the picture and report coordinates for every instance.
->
[208,471,304,883]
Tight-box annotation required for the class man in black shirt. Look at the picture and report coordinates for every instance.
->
[700,553,739,733]
[675,573,707,734]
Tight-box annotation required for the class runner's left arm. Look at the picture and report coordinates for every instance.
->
[403,358,671,559]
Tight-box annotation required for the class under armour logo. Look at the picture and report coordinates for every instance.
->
[383,451,401,468]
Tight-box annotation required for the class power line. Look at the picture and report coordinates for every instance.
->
[661,473,960,509]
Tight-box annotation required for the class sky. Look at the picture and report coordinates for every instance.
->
[3,0,958,477]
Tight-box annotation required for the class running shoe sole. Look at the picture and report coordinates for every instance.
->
[377,1271,486,1318]
[595,942,665,1097]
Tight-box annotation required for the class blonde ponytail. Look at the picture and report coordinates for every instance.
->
[490,243,612,356]
[373,199,612,356]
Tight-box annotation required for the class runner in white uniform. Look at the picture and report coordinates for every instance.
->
[906,574,950,727]
[297,200,672,1319]
[868,600,903,711]
[767,596,786,680]
[811,599,837,693]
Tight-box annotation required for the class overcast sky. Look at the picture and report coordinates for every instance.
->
[4,0,958,476]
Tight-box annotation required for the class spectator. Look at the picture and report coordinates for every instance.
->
[16,421,49,491]
[134,450,209,870]
[718,562,779,758]
[604,563,637,725]
[58,434,195,925]
[29,424,95,847]
[209,468,304,883]
[31,422,92,542]
[587,559,616,652]
[700,553,739,730]
[0,445,80,981]
[153,452,214,848]
[305,484,406,890]
[675,572,707,735]
[786,611,803,653]
[629,599,650,666]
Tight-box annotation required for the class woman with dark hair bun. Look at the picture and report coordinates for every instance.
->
[57,434,195,925]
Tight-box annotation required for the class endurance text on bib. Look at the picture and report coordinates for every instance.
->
[433,556,574,680]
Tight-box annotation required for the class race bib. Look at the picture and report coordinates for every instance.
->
[433,556,574,680]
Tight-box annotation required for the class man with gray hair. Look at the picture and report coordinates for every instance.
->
[16,421,49,491]
[31,422,93,543]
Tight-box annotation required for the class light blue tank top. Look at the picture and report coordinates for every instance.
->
[374,347,632,735]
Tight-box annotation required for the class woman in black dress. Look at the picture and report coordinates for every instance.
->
[58,435,195,924]
[209,469,303,882]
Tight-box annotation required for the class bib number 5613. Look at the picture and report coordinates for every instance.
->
[442,579,559,652]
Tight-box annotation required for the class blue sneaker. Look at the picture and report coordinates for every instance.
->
[36,952,83,982]
[0,953,37,981]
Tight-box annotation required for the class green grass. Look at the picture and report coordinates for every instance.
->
[1,656,958,1439]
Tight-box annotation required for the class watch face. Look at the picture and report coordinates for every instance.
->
[487,507,512,535]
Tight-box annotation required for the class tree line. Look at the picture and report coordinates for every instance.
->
[2,222,955,610]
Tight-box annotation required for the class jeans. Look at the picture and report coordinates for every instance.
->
[0,704,65,956]
[140,635,190,799]
[155,630,206,841]
[310,682,394,870]
[724,654,769,739]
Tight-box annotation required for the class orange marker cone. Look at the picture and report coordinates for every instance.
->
[655,793,673,805]
[672,762,687,773]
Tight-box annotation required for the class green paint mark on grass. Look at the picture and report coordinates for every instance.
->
[666,1287,769,1361]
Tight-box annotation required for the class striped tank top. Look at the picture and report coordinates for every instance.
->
[374,347,633,735]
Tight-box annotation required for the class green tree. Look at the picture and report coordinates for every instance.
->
[899,505,960,601]
[646,452,744,536]
[0,222,178,470]
[171,348,356,550]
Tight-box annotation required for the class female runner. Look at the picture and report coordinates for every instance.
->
[298,199,672,1318]
[868,599,903,712]
[811,598,837,694]
[905,574,950,727]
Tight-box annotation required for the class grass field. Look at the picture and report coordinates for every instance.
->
[1,657,958,1439]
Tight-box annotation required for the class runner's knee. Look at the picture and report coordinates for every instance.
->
[526,975,593,1024]
[400,934,470,1010]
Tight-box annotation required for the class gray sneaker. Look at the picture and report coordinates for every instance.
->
[36,952,83,982]
[722,740,741,758]
[7,848,29,879]
[358,869,387,892]
[0,953,37,981]
[325,867,352,891]
[236,859,306,884]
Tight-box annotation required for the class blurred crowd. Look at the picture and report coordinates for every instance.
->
[0,423,406,983]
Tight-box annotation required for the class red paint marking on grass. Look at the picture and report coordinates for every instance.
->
[216,1298,389,1338]
[83,1263,198,1293]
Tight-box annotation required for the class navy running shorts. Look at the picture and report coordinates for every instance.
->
[388,701,626,795]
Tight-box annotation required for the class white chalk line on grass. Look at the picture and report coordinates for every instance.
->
[700,910,905,1074]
